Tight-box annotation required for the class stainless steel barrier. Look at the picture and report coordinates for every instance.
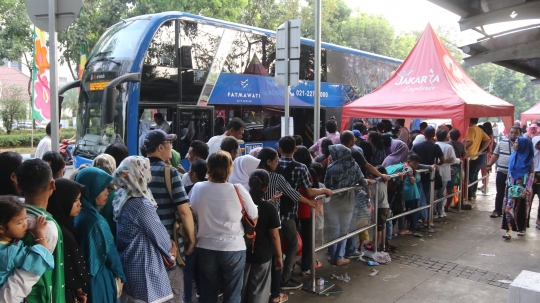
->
[303,183,378,294]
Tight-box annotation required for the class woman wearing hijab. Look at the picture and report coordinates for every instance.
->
[92,154,118,238]
[47,179,89,303]
[525,123,540,140]
[74,167,126,303]
[228,155,261,190]
[382,139,409,167]
[0,151,23,196]
[325,144,369,266]
[502,137,535,239]
[532,136,540,229]
[113,156,175,303]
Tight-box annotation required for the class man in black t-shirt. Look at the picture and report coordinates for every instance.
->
[412,127,445,223]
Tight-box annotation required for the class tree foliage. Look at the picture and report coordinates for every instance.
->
[0,85,28,134]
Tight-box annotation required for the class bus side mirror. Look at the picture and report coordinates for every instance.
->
[101,73,141,125]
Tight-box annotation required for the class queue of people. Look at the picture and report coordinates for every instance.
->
[2,116,538,303]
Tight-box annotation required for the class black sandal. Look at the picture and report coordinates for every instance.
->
[502,233,511,240]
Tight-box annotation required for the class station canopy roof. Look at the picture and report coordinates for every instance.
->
[428,0,540,83]
[341,23,514,137]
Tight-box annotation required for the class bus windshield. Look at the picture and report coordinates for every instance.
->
[75,88,125,158]
[87,19,150,65]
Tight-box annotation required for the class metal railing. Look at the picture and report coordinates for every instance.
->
[302,155,489,294]
[463,151,490,202]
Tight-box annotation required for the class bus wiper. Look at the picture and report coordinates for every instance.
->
[93,57,121,65]
[84,51,114,69]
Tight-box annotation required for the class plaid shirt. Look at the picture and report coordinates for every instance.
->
[278,157,312,221]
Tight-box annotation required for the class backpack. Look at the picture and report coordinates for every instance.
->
[275,160,301,218]
[164,165,187,267]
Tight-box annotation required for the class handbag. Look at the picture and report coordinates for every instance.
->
[233,185,257,252]
[164,165,187,267]
[391,182,406,215]
[281,231,303,256]
[507,174,527,199]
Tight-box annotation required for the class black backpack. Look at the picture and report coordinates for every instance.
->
[275,160,301,218]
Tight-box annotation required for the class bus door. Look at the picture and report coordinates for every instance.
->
[176,106,215,170]
[138,103,179,152]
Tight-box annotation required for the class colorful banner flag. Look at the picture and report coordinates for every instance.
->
[31,27,50,120]
[78,44,89,80]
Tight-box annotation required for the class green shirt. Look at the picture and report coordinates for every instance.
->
[23,205,66,303]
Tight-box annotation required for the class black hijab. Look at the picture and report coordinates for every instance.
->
[47,178,89,292]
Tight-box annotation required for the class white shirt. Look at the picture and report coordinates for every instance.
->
[34,136,51,159]
[156,121,171,133]
[182,173,193,187]
[190,182,258,251]
[207,135,227,155]
[0,269,41,303]
[436,141,458,182]
[206,134,243,158]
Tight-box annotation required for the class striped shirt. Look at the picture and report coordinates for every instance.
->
[264,172,302,221]
[148,157,189,237]
[278,157,312,221]
[493,139,515,174]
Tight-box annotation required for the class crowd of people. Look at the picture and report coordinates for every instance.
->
[0,117,538,303]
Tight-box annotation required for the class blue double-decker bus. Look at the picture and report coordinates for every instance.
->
[63,12,402,168]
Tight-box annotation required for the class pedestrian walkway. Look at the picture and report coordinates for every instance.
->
[285,176,540,303]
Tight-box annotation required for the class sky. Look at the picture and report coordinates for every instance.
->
[344,0,540,46]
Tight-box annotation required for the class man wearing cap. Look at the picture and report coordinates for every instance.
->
[154,113,171,133]
[352,123,374,164]
[35,122,62,159]
[145,129,196,302]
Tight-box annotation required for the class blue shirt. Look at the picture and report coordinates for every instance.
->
[148,158,190,237]
[116,197,173,303]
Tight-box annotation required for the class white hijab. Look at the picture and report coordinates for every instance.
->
[112,156,156,221]
[412,134,425,146]
[533,136,540,172]
[228,155,261,190]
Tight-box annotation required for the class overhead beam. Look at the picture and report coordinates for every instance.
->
[532,78,540,85]
[494,61,540,79]
[462,39,540,67]
[427,0,470,17]
[458,1,540,31]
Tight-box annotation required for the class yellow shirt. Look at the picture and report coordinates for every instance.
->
[465,125,490,160]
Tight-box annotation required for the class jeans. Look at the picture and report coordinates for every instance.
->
[279,219,297,282]
[298,218,312,272]
[435,181,448,214]
[418,182,429,220]
[468,158,482,198]
[345,209,359,255]
[494,171,507,215]
[327,191,355,260]
[197,248,245,303]
[270,255,282,299]
[183,251,200,303]
[406,199,419,229]
[386,210,393,240]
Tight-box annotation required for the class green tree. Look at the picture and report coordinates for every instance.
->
[0,85,28,134]
[299,0,352,44]
[339,12,395,57]
[61,88,80,117]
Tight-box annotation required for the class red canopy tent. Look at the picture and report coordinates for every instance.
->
[341,24,514,137]
[521,101,540,125]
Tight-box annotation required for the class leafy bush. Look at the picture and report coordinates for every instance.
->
[0,131,76,147]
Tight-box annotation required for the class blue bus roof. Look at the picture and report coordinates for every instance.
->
[122,11,404,65]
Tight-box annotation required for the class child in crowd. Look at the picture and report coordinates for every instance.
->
[16,159,66,303]
[403,154,421,230]
[184,159,206,303]
[242,169,282,303]
[0,196,54,302]
[369,166,390,250]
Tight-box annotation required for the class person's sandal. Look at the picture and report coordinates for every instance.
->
[490,211,501,218]
[271,293,289,303]
[503,233,511,240]
[518,231,526,236]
